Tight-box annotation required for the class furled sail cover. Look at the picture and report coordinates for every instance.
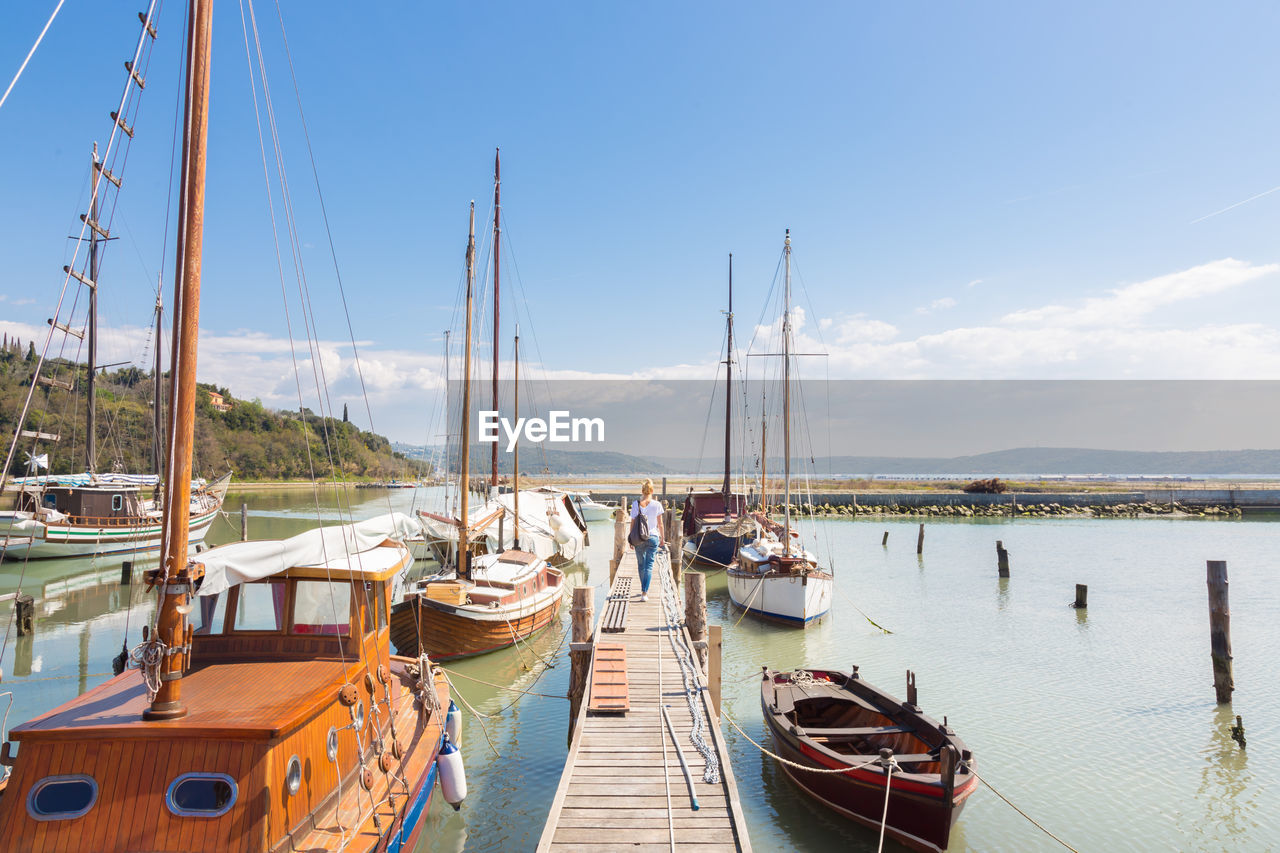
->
[196,512,421,597]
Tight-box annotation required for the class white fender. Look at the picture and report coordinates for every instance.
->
[445,699,462,744]
[438,736,466,810]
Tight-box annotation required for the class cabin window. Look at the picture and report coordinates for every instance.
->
[111,494,123,512]
[235,580,286,632]
[292,580,351,635]
[373,582,388,629]
[27,775,97,820]
[167,773,237,817]
[191,591,228,635]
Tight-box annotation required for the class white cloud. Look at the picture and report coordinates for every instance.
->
[967,279,983,288]
[916,297,957,315]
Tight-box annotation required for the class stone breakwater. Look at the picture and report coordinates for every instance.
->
[758,501,1244,519]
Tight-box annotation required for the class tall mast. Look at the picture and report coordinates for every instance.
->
[152,285,163,478]
[513,324,520,547]
[783,230,792,547]
[760,417,767,511]
[86,144,100,474]
[442,328,451,513]
[458,203,476,582]
[146,0,213,721]
[490,148,500,491]
[722,253,733,504]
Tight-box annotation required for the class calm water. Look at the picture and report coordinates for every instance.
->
[1,488,1276,852]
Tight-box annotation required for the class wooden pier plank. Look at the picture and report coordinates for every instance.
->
[538,550,750,851]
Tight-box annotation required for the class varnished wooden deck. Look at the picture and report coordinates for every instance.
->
[538,550,750,852]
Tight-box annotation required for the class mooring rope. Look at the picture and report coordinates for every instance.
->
[440,666,566,699]
[965,766,1080,852]
[656,550,720,784]
[720,707,884,775]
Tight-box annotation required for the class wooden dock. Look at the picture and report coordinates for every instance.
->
[537,548,751,852]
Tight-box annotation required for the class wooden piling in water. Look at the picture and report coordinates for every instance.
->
[240,502,249,541]
[996,540,1010,577]
[662,476,668,503]
[882,531,888,546]
[15,594,34,637]
[1073,584,1088,609]
[708,623,723,716]
[610,504,627,584]
[120,560,133,586]
[667,509,684,585]
[1207,560,1233,704]
[917,523,924,554]
[684,572,708,669]
[567,585,595,746]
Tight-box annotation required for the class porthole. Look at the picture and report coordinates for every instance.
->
[166,773,237,817]
[285,755,302,796]
[326,726,339,762]
[27,775,97,821]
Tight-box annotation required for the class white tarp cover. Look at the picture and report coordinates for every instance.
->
[196,512,421,597]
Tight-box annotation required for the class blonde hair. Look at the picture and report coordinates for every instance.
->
[641,478,655,497]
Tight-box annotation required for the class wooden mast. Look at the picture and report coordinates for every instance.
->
[513,324,520,547]
[722,253,733,506]
[490,148,500,491]
[458,202,476,582]
[86,144,100,474]
[145,0,213,721]
[782,230,792,547]
[760,417,767,511]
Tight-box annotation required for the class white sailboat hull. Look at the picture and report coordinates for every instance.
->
[1,505,222,560]
[727,566,833,625]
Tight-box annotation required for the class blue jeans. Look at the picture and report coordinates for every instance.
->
[636,533,659,593]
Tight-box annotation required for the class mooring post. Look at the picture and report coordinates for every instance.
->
[996,540,1010,577]
[567,585,595,746]
[15,593,34,637]
[120,560,133,586]
[662,477,668,503]
[1207,560,1233,704]
[667,510,683,585]
[917,523,924,555]
[240,502,249,541]
[684,572,708,669]
[1073,584,1088,609]
[610,503,627,584]
[882,531,888,547]
[708,624,723,716]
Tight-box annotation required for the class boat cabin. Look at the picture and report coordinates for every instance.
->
[16,485,143,521]
[682,489,747,534]
[0,536,430,850]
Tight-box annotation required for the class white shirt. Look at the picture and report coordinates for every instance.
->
[631,498,664,540]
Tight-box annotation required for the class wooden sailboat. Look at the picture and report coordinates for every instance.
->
[727,231,833,625]
[761,666,976,851]
[0,133,229,563]
[0,4,455,848]
[684,254,749,567]
[392,208,564,661]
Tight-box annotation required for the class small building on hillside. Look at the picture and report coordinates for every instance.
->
[207,390,232,412]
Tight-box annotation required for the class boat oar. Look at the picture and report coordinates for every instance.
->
[661,703,700,810]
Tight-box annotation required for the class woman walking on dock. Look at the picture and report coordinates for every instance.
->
[632,478,665,601]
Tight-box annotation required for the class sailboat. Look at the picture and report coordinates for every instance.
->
[391,204,565,661]
[727,231,833,625]
[0,4,457,847]
[0,136,229,563]
[683,254,750,567]
[412,152,585,570]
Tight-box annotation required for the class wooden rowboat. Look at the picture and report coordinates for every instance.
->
[761,666,976,852]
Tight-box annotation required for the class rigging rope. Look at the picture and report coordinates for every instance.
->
[0,0,67,116]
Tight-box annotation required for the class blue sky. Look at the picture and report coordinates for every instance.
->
[3,1,1280,442]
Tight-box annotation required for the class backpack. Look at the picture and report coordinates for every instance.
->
[627,501,651,547]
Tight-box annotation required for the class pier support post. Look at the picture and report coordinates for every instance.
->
[708,624,722,716]
[240,502,249,541]
[567,585,595,746]
[882,531,888,547]
[610,504,627,584]
[1207,560,1234,704]
[917,523,924,555]
[684,572,708,670]
[996,540,1010,577]
[1073,584,1088,609]
[15,593,34,637]
[120,560,133,586]
[662,477,668,503]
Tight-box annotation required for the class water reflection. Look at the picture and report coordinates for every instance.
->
[996,576,1011,611]
[1182,704,1259,848]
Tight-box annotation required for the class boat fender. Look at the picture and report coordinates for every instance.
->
[553,525,573,545]
[548,514,563,530]
[438,735,466,810]
[445,700,462,743]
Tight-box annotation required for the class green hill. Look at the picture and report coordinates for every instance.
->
[0,340,426,481]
